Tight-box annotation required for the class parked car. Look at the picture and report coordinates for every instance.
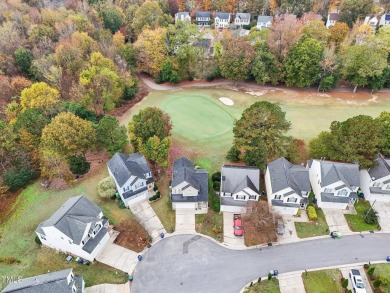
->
[233,214,243,236]
[349,269,366,293]
[276,219,285,235]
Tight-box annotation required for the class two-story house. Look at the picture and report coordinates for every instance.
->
[175,12,191,24]
[196,11,211,26]
[234,13,251,27]
[265,158,311,215]
[107,152,154,207]
[2,269,84,293]
[256,15,273,30]
[308,159,360,209]
[35,196,110,262]
[171,157,208,214]
[326,12,340,28]
[360,155,390,202]
[220,165,260,213]
[364,15,379,31]
[380,13,390,26]
[215,12,231,29]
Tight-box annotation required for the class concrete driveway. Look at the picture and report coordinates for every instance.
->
[132,233,390,293]
[129,200,166,240]
[223,212,245,247]
[372,201,390,232]
[278,214,308,244]
[323,208,351,233]
[175,208,195,233]
[96,242,138,274]
[278,272,305,293]
[340,265,373,293]
[85,282,130,293]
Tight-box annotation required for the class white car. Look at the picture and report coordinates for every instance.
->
[349,269,366,293]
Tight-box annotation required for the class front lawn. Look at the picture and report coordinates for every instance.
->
[302,269,344,293]
[366,263,390,293]
[344,200,380,232]
[195,210,223,242]
[243,278,280,293]
[150,176,175,232]
[295,208,329,238]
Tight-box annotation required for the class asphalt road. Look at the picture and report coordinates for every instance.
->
[131,233,390,293]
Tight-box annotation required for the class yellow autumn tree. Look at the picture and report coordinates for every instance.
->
[134,27,168,77]
[20,82,60,114]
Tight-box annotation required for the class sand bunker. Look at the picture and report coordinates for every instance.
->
[219,97,234,106]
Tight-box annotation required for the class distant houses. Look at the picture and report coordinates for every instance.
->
[175,12,191,24]
[35,195,110,262]
[380,13,390,26]
[326,12,339,28]
[2,269,84,293]
[234,13,251,26]
[196,11,211,27]
[215,12,231,29]
[256,15,273,30]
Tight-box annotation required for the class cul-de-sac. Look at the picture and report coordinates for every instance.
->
[1,0,390,292]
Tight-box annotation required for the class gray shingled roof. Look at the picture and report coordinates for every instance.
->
[175,12,190,18]
[368,155,390,180]
[35,195,102,245]
[235,13,251,21]
[320,160,360,189]
[82,227,108,253]
[267,157,310,195]
[257,15,273,24]
[370,187,390,195]
[107,153,152,187]
[221,165,260,194]
[2,269,83,293]
[196,11,211,18]
[221,197,248,207]
[216,12,230,19]
[321,192,357,203]
[171,157,208,203]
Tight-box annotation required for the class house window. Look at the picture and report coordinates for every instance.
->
[68,240,72,244]
[287,197,297,203]
[337,189,348,196]
[385,185,390,190]
[249,195,257,200]
[236,194,245,200]
[372,182,381,187]
[324,188,332,193]
[274,195,281,200]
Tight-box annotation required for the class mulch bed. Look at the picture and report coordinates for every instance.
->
[114,218,150,253]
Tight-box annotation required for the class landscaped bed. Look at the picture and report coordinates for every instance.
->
[195,210,223,242]
[243,278,280,293]
[114,218,150,253]
[295,208,329,238]
[302,269,344,293]
[365,263,390,293]
[344,200,380,232]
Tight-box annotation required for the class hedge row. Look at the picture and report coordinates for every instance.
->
[307,206,318,220]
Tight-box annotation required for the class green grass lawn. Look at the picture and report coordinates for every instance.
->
[195,210,223,242]
[302,269,344,293]
[344,200,380,232]
[295,208,329,238]
[368,263,390,293]
[150,179,176,232]
[0,166,130,287]
[243,278,280,293]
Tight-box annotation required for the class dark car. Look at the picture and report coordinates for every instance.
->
[233,214,243,236]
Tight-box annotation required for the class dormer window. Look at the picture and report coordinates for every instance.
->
[287,197,297,203]
[385,184,390,190]
[274,195,281,200]
[324,188,332,193]
[372,182,381,187]
[337,189,348,196]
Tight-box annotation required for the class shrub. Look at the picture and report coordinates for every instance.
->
[3,167,39,191]
[373,279,382,288]
[211,172,221,182]
[5,257,16,264]
[364,208,379,225]
[15,48,33,74]
[117,199,126,209]
[341,278,348,288]
[0,257,4,263]
[268,273,273,280]
[226,145,240,162]
[378,274,390,285]
[364,263,370,269]
[212,181,221,191]
[67,155,90,175]
[62,102,96,122]
[122,84,138,101]
[97,177,117,198]
[153,184,158,191]
[346,290,352,293]
[211,198,220,212]
[368,267,376,276]
[212,226,222,234]
[307,206,318,220]
[149,192,161,202]
[35,235,42,245]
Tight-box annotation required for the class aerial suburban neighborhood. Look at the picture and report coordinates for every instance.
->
[1,0,390,292]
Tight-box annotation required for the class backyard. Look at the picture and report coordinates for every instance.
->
[302,269,344,293]
[344,200,380,232]
[295,208,329,238]
[243,278,280,293]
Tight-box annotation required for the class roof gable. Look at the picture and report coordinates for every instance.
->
[221,165,260,194]
[216,12,230,19]
[196,11,211,18]
[368,155,390,180]
[257,15,273,23]
[319,160,360,188]
[235,13,250,21]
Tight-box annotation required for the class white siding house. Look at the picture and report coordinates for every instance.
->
[220,165,260,213]
[380,13,390,26]
[196,11,211,26]
[107,153,154,207]
[326,12,340,28]
[35,196,110,262]
[265,158,311,215]
[360,155,390,202]
[175,12,191,24]
[170,157,208,214]
[308,159,360,209]
[364,15,379,31]
[256,15,273,30]
[234,13,251,26]
[2,269,84,293]
[215,12,231,29]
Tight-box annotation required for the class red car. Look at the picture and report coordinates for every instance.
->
[233,214,243,236]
